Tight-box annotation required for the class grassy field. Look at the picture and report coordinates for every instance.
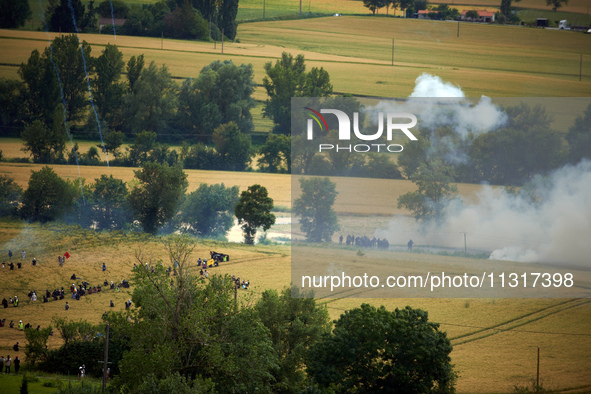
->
[1,221,590,393]
[2,3,591,393]
[3,14,591,99]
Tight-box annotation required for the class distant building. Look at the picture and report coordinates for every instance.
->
[416,10,434,19]
[460,9,495,23]
[98,18,126,32]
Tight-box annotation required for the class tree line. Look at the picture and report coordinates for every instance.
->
[24,236,457,393]
[0,0,239,41]
[397,103,591,187]
[361,0,429,17]
[3,36,590,185]
[0,162,279,244]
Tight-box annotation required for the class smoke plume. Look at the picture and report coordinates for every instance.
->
[372,74,590,265]
[365,73,507,163]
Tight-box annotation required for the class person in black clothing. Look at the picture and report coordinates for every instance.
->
[13,342,19,352]
[13,356,20,374]
[17,262,21,269]
[9,262,14,270]
[2,298,8,308]
[110,300,114,307]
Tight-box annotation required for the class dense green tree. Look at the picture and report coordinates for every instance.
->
[500,0,521,21]
[20,109,67,163]
[435,4,460,19]
[399,0,414,14]
[465,10,479,20]
[385,0,399,15]
[48,0,85,33]
[212,122,253,171]
[293,177,339,242]
[469,103,566,185]
[164,0,208,40]
[124,62,177,135]
[0,78,24,135]
[18,49,60,124]
[175,73,221,141]
[128,162,188,234]
[0,0,32,28]
[93,44,126,129]
[103,130,124,157]
[258,134,291,173]
[218,0,239,40]
[308,304,456,393]
[181,143,222,170]
[397,159,459,222]
[177,183,239,238]
[205,61,256,134]
[546,0,568,11]
[255,287,331,393]
[126,54,145,93]
[566,103,591,164]
[21,166,78,222]
[112,236,277,392]
[121,4,154,36]
[90,174,130,230]
[235,184,276,244]
[363,0,387,14]
[175,60,255,141]
[81,0,98,32]
[97,0,129,18]
[0,175,22,218]
[127,130,157,166]
[24,326,52,366]
[355,154,403,179]
[263,53,332,134]
[44,34,93,123]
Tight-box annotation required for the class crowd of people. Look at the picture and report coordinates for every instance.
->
[2,246,244,374]
[339,234,391,249]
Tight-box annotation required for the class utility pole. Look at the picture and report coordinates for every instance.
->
[457,21,460,37]
[161,32,163,50]
[221,29,224,54]
[461,232,467,255]
[391,38,394,66]
[536,347,540,393]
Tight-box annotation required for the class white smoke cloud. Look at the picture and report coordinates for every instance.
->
[376,161,591,266]
[368,73,590,265]
[364,73,507,163]
[409,74,465,98]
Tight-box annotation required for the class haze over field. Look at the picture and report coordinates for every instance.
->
[373,75,591,265]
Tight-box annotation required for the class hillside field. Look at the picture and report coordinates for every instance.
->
[1,222,590,393]
[2,4,591,393]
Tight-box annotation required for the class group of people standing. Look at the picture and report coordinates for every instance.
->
[0,354,20,374]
